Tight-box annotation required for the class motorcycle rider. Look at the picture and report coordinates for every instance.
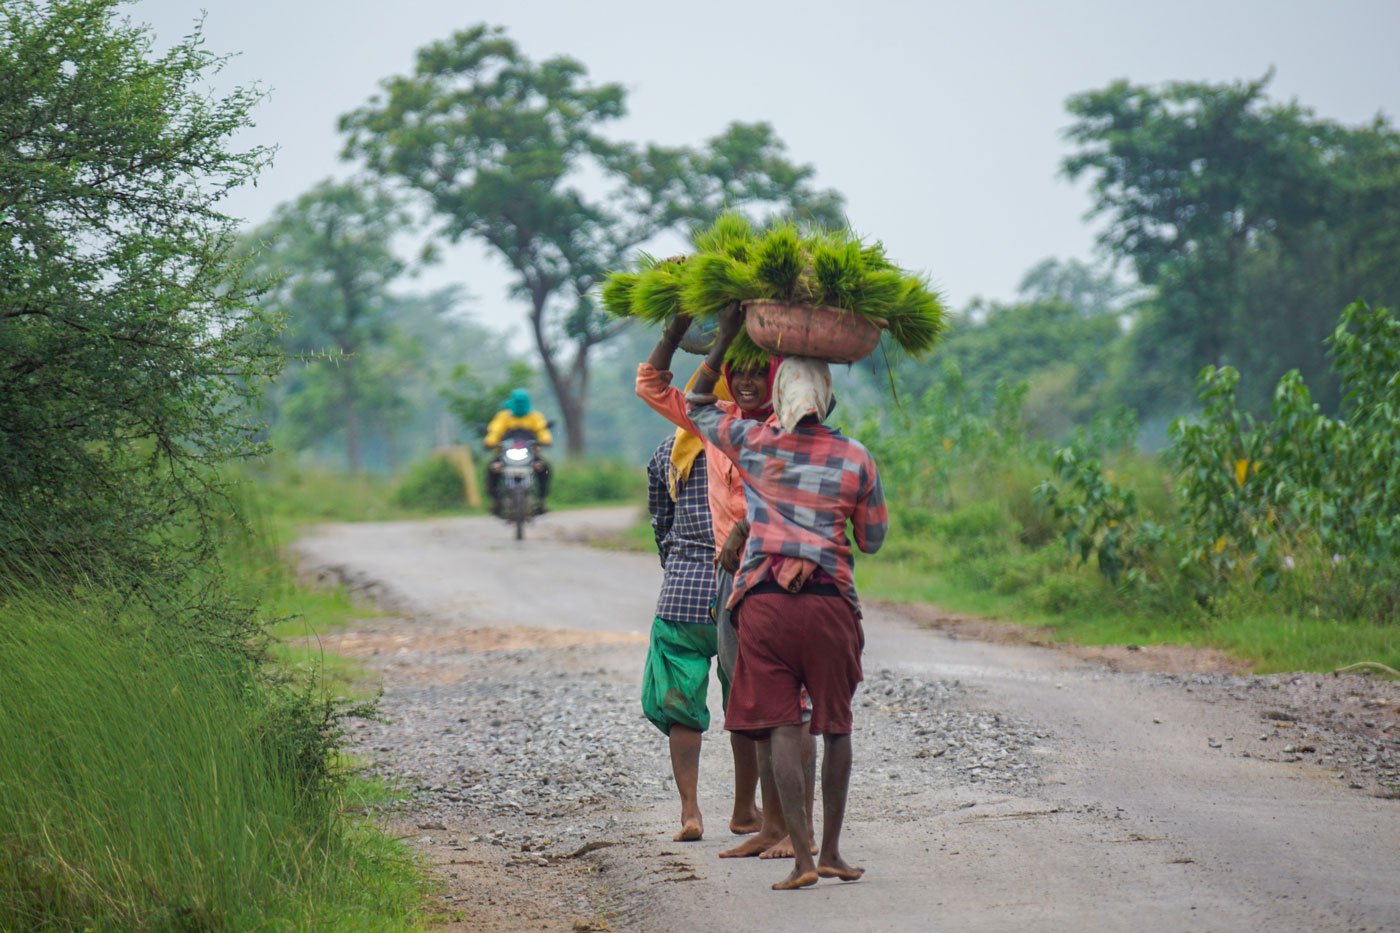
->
[483,389,552,516]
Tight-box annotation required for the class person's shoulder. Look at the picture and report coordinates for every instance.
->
[653,434,676,460]
[827,429,875,460]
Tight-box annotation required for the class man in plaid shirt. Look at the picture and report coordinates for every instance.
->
[683,306,886,891]
[641,432,733,843]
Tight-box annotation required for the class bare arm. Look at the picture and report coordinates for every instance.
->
[690,304,743,398]
[645,314,692,373]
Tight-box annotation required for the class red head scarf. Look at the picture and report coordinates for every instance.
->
[722,356,781,421]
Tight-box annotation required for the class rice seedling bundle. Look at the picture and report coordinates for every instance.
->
[602,213,947,365]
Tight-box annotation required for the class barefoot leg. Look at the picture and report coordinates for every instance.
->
[815,732,863,880]
[771,867,819,891]
[769,724,818,886]
[728,733,762,834]
[669,725,703,841]
[721,737,783,856]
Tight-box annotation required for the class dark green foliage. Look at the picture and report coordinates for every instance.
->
[0,0,276,583]
[341,25,843,454]
[1064,74,1400,417]
[894,278,1124,437]
[243,180,415,475]
[443,360,536,436]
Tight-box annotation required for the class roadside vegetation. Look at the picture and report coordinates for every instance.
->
[855,302,1399,674]
[1,2,425,926]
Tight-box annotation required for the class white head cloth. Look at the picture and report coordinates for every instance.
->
[772,357,833,433]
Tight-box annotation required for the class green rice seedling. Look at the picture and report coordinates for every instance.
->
[886,275,948,355]
[630,259,690,323]
[861,240,896,271]
[724,329,773,371]
[600,271,639,318]
[852,268,906,321]
[811,235,867,310]
[751,223,806,301]
[601,215,948,358]
[682,253,760,319]
[691,210,756,262]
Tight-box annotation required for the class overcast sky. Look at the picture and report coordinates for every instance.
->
[134,0,1400,337]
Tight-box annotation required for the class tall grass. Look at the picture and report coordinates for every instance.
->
[0,584,422,929]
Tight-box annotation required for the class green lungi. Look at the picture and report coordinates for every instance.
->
[641,616,729,735]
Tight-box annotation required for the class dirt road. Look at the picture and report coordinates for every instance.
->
[294,507,1398,932]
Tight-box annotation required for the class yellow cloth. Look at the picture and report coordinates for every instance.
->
[668,367,731,500]
[484,409,552,447]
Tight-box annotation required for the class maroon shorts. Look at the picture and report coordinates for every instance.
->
[724,584,865,737]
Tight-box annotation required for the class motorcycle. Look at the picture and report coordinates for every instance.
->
[497,436,541,540]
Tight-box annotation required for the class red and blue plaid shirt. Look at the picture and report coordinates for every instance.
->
[686,402,887,613]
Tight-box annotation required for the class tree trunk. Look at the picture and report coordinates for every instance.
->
[528,298,590,457]
[342,367,361,475]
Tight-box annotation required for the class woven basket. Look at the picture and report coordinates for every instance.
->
[742,300,885,363]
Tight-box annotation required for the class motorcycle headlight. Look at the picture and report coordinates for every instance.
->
[504,447,530,462]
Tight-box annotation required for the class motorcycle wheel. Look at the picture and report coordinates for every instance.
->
[509,487,526,540]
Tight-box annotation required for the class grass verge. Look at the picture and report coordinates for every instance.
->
[858,546,1400,675]
[0,582,425,929]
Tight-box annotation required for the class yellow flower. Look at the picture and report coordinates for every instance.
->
[1212,535,1228,554]
[1233,459,1251,486]
[941,438,953,451]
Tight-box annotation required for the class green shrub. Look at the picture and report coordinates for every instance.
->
[550,460,645,506]
[1170,301,1400,619]
[393,456,468,511]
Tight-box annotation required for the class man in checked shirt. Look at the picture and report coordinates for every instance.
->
[641,428,731,842]
[685,305,888,891]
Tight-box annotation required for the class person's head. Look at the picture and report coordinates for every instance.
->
[722,357,780,418]
[772,358,833,433]
[506,389,531,417]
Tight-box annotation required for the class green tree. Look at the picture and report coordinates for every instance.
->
[1016,257,1140,320]
[339,24,844,455]
[0,0,274,578]
[1063,74,1400,416]
[245,180,413,473]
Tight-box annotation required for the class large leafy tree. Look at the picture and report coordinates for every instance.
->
[245,180,413,473]
[0,0,274,578]
[1063,74,1400,415]
[339,25,844,454]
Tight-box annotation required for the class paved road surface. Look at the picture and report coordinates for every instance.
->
[294,507,1398,932]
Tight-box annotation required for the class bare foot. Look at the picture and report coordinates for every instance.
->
[758,836,818,859]
[728,810,763,835]
[771,868,819,891]
[718,832,783,858]
[673,819,703,842]
[817,857,865,882]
